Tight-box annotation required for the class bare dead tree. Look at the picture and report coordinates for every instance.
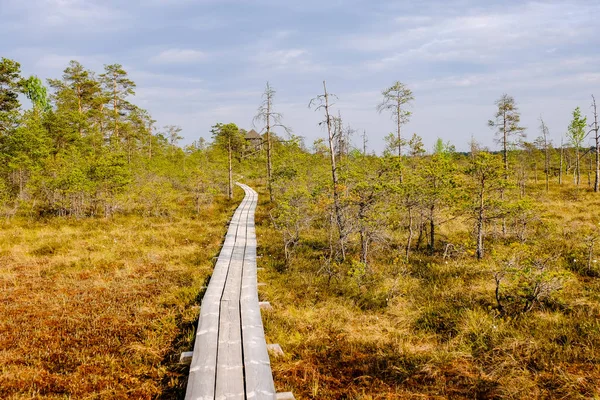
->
[589,150,593,187]
[253,82,291,202]
[590,95,600,192]
[336,116,355,160]
[559,137,564,185]
[362,130,368,156]
[538,117,551,192]
[309,81,346,260]
[333,111,345,159]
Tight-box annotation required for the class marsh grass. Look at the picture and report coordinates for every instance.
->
[0,197,239,399]
[257,182,600,399]
[3,179,600,399]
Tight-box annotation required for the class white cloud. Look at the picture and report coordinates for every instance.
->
[3,0,598,153]
[128,69,204,86]
[247,48,330,78]
[149,49,207,64]
[3,0,127,32]
[253,49,307,66]
[350,1,598,69]
[34,54,84,70]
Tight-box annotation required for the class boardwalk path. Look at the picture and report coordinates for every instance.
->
[185,183,276,400]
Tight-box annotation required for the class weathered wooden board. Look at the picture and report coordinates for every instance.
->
[239,185,276,399]
[185,183,276,400]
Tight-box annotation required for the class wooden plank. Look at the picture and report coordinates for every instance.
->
[266,344,284,357]
[185,183,277,400]
[276,393,296,400]
[214,190,249,399]
[180,351,194,364]
[239,184,277,399]
[185,191,251,400]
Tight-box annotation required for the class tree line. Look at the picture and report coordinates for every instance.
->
[239,80,600,267]
[2,55,599,270]
[0,57,239,218]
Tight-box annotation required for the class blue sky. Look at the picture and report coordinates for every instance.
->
[2,0,599,152]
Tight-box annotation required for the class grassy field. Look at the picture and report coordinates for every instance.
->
[3,181,600,399]
[0,198,238,399]
[258,182,600,399]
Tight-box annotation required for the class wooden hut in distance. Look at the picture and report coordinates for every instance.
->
[244,129,263,151]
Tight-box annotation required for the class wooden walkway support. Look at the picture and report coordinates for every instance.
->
[185,183,277,400]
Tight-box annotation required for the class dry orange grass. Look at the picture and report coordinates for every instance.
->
[257,182,600,399]
[0,199,237,399]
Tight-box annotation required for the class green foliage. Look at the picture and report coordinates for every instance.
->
[488,93,526,148]
[433,137,455,154]
[348,260,367,282]
[567,106,587,149]
[376,81,413,125]
[494,253,568,317]
[211,122,244,152]
[0,57,22,134]
[408,133,425,157]
[377,81,414,156]
[0,58,223,218]
[433,137,445,154]
[466,152,507,193]
[3,55,600,398]
[20,75,50,112]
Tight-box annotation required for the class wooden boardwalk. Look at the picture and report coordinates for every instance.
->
[185,183,276,400]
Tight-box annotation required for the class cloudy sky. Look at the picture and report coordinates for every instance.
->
[2,0,599,152]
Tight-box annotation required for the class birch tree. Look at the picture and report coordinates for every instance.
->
[590,95,599,192]
[567,106,587,186]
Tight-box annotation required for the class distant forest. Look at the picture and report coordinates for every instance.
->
[0,57,227,218]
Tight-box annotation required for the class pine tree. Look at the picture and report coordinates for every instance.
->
[0,58,22,136]
[211,122,244,199]
[488,94,526,180]
[376,81,413,157]
[100,64,135,141]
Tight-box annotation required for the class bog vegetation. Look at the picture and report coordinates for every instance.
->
[1,56,600,399]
